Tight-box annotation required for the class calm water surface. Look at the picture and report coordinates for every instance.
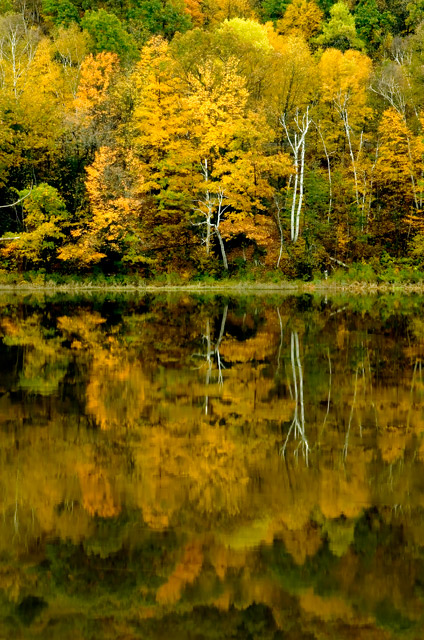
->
[0,292,424,639]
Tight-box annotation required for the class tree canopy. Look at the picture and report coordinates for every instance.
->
[1,0,424,279]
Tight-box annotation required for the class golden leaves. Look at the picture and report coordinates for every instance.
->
[377,426,408,464]
[74,51,120,119]
[184,0,205,25]
[318,48,372,111]
[376,109,412,184]
[277,0,323,40]
[59,146,144,265]
[319,461,371,519]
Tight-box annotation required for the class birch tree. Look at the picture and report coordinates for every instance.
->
[280,106,311,243]
[193,159,230,270]
[0,14,40,99]
[318,48,372,211]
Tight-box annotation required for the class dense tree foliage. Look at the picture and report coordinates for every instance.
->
[2,0,424,279]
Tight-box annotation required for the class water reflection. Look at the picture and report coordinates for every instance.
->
[195,304,228,415]
[0,293,424,638]
[281,331,308,464]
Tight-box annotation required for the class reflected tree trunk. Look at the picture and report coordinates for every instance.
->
[276,307,283,373]
[343,366,359,460]
[281,331,309,464]
[202,305,228,415]
[13,469,19,540]
[204,318,212,416]
[319,347,332,445]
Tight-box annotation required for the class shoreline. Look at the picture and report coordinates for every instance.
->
[0,279,424,294]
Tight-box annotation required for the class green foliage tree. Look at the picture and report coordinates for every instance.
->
[406,0,424,29]
[384,0,408,34]
[127,0,192,39]
[259,0,289,23]
[42,0,80,27]
[0,0,13,13]
[354,0,394,54]
[81,9,138,61]
[2,183,69,269]
[315,1,365,51]
[314,0,334,16]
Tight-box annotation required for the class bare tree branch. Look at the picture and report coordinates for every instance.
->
[0,186,32,209]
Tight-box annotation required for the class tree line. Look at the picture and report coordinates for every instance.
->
[2,0,424,278]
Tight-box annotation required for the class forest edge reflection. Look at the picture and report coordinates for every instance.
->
[0,292,423,639]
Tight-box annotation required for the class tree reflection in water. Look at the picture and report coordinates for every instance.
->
[0,293,423,638]
[281,331,309,465]
[196,304,228,415]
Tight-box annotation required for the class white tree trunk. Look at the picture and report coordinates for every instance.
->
[200,158,214,255]
[315,123,332,223]
[215,227,228,271]
[280,107,311,243]
[193,169,229,270]
[340,107,360,208]
[274,195,285,269]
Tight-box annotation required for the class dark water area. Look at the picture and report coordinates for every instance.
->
[0,291,424,639]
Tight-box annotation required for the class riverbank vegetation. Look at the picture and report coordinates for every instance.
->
[2,0,424,280]
[2,261,424,291]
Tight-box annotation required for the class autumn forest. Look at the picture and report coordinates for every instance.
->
[2,0,424,280]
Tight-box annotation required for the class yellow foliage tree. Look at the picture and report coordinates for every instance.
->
[375,108,424,245]
[0,33,66,183]
[73,51,120,125]
[202,0,255,24]
[375,108,416,198]
[317,48,372,210]
[1,183,69,270]
[58,146,146,266]
[276,0,323,40]
[19,38,65,151]
[184,0,205,25]
[53,24,91,98]
[131,37,290,270]
[265,33,315,115]
[318,47,372,140]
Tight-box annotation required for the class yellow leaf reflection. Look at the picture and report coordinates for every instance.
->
[77,464,121,518]
[299,588,359,622]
